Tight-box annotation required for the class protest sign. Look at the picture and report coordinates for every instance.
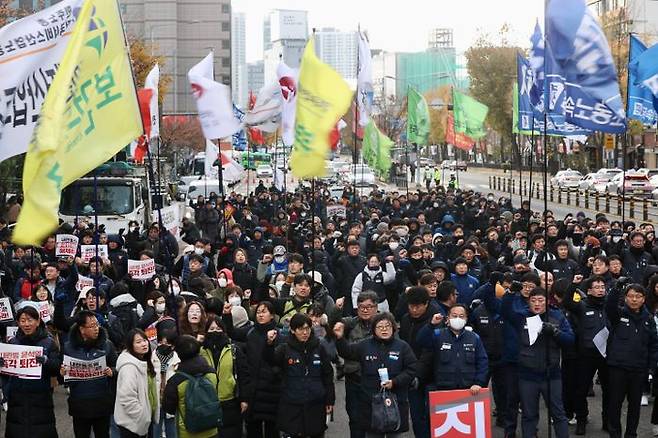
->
[5,326,17,342]
[127,259,156,281]
[0,342,43,379]
[0,297,13,323]
[80,245,108,263]
[151,205,180,238]
[76,274,94,292]
[326,205,347,219]
[429,389,492,438]
[55,234,79,257]
[17,301,52,324]
[62,355,107,382]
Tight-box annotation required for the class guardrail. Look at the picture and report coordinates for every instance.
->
[488,175,658,222]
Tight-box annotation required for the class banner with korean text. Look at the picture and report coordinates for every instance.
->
[429,389,492,438]
[56,234,78,257]
[0,342,43,379]
[62,355,106,381]
[127,259,155,281]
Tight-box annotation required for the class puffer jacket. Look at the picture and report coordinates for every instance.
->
[114,350,160,436]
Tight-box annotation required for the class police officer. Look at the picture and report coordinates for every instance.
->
[417,304,488,395]
[606,280,658,438]
[562,274,609,435]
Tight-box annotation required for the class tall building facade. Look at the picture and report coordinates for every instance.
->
[11,0,61,10]
[121,0,232,114]
[262,9,308,85]
[592,0,658,35]
[232,12,247,109]
[314,27,358,86]
[247,61,265,98]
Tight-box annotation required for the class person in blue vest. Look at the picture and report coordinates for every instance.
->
[264,313,335,438]
[416,303,488,395]
[333,312,417,438]
[450,257,479,306]
[502,287,574,438]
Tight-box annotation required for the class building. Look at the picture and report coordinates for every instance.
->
[232,12,247,109]
[314,27,358,86]
[592,0,658,36]
[428,28,454,50]
[10,0,61,10]
[262,9,308,85]
[121,0,232,114]
[247,60,264,98]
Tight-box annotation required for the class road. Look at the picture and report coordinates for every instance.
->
[0,375,653,437]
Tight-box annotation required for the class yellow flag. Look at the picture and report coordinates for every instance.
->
[14,0,142,245]
[290,38,353,179]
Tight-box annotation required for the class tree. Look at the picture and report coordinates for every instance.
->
[127,35,172,106]
[465,25,520,151]
[160,116,204,159]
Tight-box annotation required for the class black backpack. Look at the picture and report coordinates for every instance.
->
[111,302,138,333]
[176,371,222,433]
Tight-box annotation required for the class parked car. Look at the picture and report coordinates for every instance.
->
[606,172,653,197]
[345,169,376,187]
[550,169,583,189]
[256,164,273,178]
[455,160,467,171]
[579,173,611,193]
[596,168,623,179]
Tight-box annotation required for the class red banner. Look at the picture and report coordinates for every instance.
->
[428,389,492,438]
[446,113,475,151]
[137,88,153,138]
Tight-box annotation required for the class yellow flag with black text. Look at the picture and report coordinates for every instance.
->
[290,38,353,178]
[14,0,142,245]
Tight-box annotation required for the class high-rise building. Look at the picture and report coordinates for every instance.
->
[314,27,358,86]
[122,0,232,114]
[428,28,454,50]
[263,9,308,85]
[10,0,61,11]
[263,16,272,51]
[247,61,265,97]
[232,12,247,109]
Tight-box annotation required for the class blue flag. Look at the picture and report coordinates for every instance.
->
[629,37,658,123]
[528,21,545,110]
[517,53,590,135]
[545,0,626,133]
[231,105,247,151]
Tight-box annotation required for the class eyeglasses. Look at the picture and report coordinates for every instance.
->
[375,323,393,330]
[295,326,312,333]
[357,304,377,311]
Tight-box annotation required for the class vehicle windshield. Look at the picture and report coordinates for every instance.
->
[61,183,134,216]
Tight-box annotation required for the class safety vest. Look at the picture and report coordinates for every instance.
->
[175,371,219,438]
[280,299,311,330]
[200,345,237,402]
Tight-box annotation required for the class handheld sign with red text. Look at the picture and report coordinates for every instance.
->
[0,298,13,323]
[55,234,79,258]
[127,259,156,281]
[0,343,43,379]
[429,389,492,438]
[80,245,108,263]
[62,355,107,382]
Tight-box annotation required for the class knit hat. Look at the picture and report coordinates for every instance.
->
[231,306,250,328]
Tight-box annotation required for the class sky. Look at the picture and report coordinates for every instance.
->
[232,0,546,63]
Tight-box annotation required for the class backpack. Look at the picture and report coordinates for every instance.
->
[176,371,223,433]
[111,302,139,334]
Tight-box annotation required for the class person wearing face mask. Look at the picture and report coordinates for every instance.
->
[502,287,574,438]
[622,231,653,284]
[174,240,214,290]
[207,268,233,301]
[148,328,179,438]
[351,255,396,312]
[138,291,172,334]
[200,315,250,438]
[258,245,289,283]
[561,275,609,435]
[417,304,488,400]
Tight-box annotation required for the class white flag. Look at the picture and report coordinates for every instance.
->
[219,152,245,183]
[357,31,374,126]
[188,52,241,140]
[204,139,219,178]
[244,82,282,127]
[144,64,160,138]
[276,62,299,146]
[0,0,83,162]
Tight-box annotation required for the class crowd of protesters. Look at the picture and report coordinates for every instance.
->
[0,178,657,438]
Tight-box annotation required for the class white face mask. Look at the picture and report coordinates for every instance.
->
[218,278,228,288]
[612,236,622,243]
[448,317,467,331]
[274,256,286,264]
[275,280,285,290]
[228,296,242,307]
[389,242,399,250]
[155,303,166,314]
[194,247,204,255]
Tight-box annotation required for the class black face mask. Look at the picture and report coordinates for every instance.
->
[204,332,227,348]
[572,234,583,246]
[156,345,173,356]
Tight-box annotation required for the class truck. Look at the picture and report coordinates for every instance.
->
[59,161,189,236]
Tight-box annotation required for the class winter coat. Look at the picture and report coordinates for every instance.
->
[5,326,62,438]
[53,300,125,350]
[114,350,161,436]
[450,272,480,306]
[231,262,258,294]
[62,325,118,418]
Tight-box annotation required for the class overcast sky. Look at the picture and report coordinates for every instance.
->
[232,0,546,62]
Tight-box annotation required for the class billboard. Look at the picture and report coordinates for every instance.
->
[270,10,308,42]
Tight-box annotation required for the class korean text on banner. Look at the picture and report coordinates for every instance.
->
[80,244,108,263]
[0,342,43,379]
[429,389,492,438]
[326,205,347,219]
[56,234,79,257]
[76,274,94,292]
[0,297,13,322]
[0,0,83,163]
[151,205,180,239]
[13,0,143,245]
[63,355,107,381]
[127,259,155,281]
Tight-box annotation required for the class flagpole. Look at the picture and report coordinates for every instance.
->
[622,32,632,225]
[352,25,360,219]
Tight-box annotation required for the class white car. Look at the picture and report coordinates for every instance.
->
[579,173,611,192]
[256,165,273,178]
[550,169,583,188]
[606,172,653,197]
[596,168,623,179]
[346,169,376,187]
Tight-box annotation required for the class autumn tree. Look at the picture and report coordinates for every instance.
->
[465,25,520,151]
[127,35,172,106]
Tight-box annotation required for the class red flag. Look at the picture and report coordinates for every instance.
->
[446,113,475,151]
[249,127,264,145]
[329,123,341,151]
[351,102,364,140]
[137,88,154,138]
[134,135,148,164]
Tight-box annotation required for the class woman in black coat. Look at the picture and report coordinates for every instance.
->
[334,312,417,436]
[224,301,281,438]
[5,306,62,438]
[264,313,335,438]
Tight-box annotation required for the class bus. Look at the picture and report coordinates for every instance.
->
[240,151,271,170]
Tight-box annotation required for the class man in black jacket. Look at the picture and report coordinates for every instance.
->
[334,241,366,314]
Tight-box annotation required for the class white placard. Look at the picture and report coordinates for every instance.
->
[75,274,94,292]
[526,315,543,346]
[127,259,155,281]
[593,327,609,358]
[326,205,347,219]
[151,205,180,239]
[62,355,107,382]
[0,298,13,323]
[80,245,108,263]
[0,342,43,379]
[5,327,17,342]
[55,234,79,257]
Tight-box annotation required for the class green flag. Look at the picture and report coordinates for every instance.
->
[407,87,430,145]
[363,120,393,175]
[453,90,489,139]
